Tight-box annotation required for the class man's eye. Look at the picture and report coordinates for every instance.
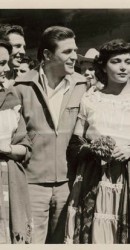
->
[13,45,21,48]
[0,61,6,66]
[63,49,77,54]
[64,50,71,54]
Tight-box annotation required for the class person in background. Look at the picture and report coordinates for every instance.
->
[15,56,38,79]
[0,24,26,82]
[0,39,32,244]
[78,48,99,89]
[65,39,130,244]
[14,25,87,244]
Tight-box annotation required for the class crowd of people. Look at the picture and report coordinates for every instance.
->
[0,23,130,244]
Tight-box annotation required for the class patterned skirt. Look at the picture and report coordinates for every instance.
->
[65,158,128,244]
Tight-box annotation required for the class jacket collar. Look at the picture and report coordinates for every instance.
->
[16,65,86,88]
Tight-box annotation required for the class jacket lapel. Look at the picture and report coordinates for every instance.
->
[31,70,49,106]
[16,68,58,132]
[32,72,59,132]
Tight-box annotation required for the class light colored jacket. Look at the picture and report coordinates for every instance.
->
[14,67,87,183]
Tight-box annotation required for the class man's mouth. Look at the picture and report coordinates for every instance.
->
[66,63,75,67]
[15,58,22,62]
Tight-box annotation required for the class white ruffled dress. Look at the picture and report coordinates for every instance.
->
[78,86,130,243]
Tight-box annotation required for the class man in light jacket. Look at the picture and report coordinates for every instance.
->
[14,26,87,243]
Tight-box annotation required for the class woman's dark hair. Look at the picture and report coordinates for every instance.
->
[37,26,75,62]
[0,39,12,54]
[94,39,130,85]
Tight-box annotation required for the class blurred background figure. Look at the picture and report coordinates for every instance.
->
[0,24,26,81]
[15,56,38,79]
[77,48,99,88]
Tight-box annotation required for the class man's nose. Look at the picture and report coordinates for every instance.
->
[70,51,77,60]
[4,63,10,72]
[84,70,91,77]
[19,46,25,54]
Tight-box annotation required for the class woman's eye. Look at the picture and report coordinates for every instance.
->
[126,60,130,64]
[110,60,119,64]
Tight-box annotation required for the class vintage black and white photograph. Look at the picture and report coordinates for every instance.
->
[0,2,130,245]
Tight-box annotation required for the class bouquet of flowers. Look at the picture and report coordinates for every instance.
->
[84,135,116,161]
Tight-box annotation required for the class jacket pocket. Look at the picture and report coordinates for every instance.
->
[65,106,79,131]
[28,130,38,145]
[66,106,79,113]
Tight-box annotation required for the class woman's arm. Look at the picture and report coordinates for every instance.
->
[74,118,84,137]
[68,117,88,162]
[11,114,31,163]
[0,114,31,163]
[67,93,90,178]
[0,143,26,161]
[67,118,89,179]
[74,117,88,138]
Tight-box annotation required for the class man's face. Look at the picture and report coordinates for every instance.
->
[50,38,77,77]
[15,62,30,78]
[8,33,26,68]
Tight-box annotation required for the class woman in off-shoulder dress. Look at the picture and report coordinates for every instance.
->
[65,39,130,244]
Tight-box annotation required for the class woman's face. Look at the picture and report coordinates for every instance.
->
[0,46,10,84]
[104,53,130,85]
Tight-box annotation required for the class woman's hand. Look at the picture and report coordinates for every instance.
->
[0,141,26,161]
[112,145,130,162]
[0,142,11,155]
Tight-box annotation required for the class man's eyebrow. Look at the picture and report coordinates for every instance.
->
[63,47,78,51]
[13,43,26,46]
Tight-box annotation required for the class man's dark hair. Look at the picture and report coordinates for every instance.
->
[0,39,12,54]
[37,26,75,62]
[21,56,38,70]
[0,24,24,41]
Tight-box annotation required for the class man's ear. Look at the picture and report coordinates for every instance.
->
[43,49,52,61]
